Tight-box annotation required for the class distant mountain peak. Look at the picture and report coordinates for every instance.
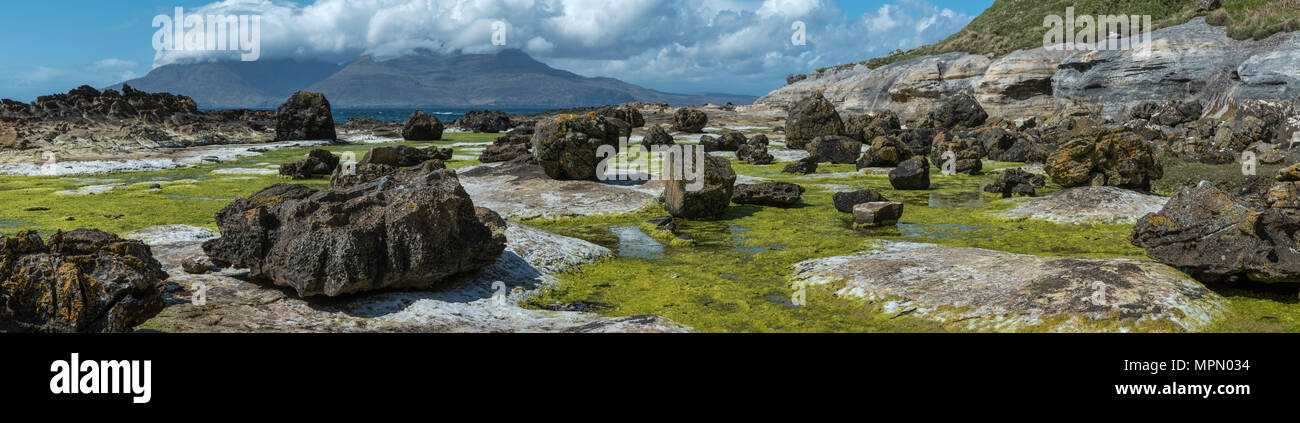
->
[117,50,756,109]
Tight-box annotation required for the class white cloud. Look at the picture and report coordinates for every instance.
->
[145,0,974,95]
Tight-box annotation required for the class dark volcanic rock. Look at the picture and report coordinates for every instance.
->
[479,141,530,163]
[1045,129,1163,191]
[781,156,819,174]
[899,127,939,156]
[642,125,675,148]
[832,189,888,213]
[454,110,513,133]
[531,113,621,180]
[984,168,1046,198]
[845,111,901,142]
[807,135,862,164]
[858,135,912,168]
[202,167,507,297]
[672,108,708,133]
[1131,183,1300,283]
[275,91,336,141]
[736,142,774,165]
[785,92,845,149]
[702,131,746,152]
[403,110,445,141]
[279,149,340,179]
[331,159,445,188]
[664,154,736,219]
[889,157,930,190]
[361,145,451,168]
[1,229,168,333]
[922,93,987,129]
[598,104,645,128]
[731,182,805,207]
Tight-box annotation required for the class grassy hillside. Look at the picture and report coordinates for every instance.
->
[806,0,1300,76]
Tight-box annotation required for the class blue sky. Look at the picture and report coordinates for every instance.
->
[0,0,993,101]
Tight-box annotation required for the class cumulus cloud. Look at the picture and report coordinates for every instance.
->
[149,0,975,95]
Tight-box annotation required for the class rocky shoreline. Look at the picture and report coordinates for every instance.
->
[4,37,1300,332]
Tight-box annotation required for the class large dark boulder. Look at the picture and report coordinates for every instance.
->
[598,104,645,128]
[703,131,745,152]
[858,135,912,168]
[807,135,862,164]
[360,145,451,168]
[279,149,340,179]
[330,159,446,188]
[1045,129,1162,191]
[984,169,1046,198]
[1131,182,1300,283]
[889,157,930,190]
[642,125,675,148]
[737,142,774,165]
[731,182,805,207]
[782,156,818,175]
[1,229,167,333]
[403,110,445,141]
[455,110,513,133]
[672,108,708,133]
[785,92,844,149]
[531,113,621,180]
[923,93,987,129]
[844,111,900,142]
[899,127,939,156]
[202,167,507,297]
[275,91,336,141]
[664,154,736,219]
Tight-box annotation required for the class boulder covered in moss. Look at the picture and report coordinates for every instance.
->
[531,113,621,180]
[403,110,445,140]
[203,166,507,297]
[930,131,985,174]
[1131,182,1300,283]
[275,91,336,141]
[664,154,736,219]
[1,229,168,333]
[1045,129,1163,191]
[785,92,844,149]
[858,135,912,168]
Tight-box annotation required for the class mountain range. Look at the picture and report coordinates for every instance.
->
[113,49,756,109]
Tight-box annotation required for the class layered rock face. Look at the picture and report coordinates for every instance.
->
[403,110,445,140]
[0,85,275,157]
[752,18,1300,123]
[1,229,168,333]
[531,113,621,180]
[202,167,507,297]
[1131,181,1300,283]
[275,91,336,141]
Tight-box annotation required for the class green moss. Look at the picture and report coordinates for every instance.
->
[0,133,498,237]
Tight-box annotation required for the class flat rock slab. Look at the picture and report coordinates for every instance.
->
[791,241,1225,332]
[1002,186,1168,224]
[458,161,660,219]
[129,224,687,333]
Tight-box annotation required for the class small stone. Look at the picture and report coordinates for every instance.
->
[181,254,216,275]
[149,183,162,190]
[852,202,904,226]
